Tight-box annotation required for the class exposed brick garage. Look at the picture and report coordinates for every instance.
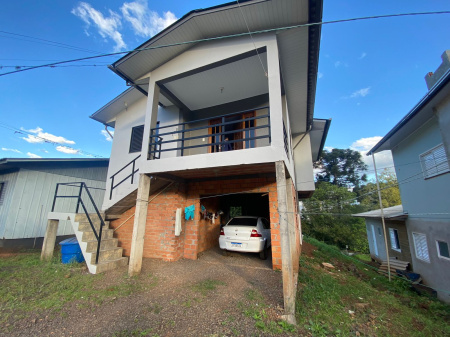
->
[110,174,300,270]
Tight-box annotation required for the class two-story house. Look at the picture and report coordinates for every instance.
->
[44,0,329,321]
[367,50,450,303]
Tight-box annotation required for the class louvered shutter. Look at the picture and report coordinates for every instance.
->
[413,232,430,262]
[129,125,144,153]
[420,144,449,178]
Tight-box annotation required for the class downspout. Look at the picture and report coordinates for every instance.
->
[104,125,114,140]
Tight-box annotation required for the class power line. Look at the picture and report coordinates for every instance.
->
[0,122,105,158]
[0,64,108,69]
[0,30,102,55]
[1,10,449,77]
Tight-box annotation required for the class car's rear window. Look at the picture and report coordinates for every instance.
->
[227,218,258,226]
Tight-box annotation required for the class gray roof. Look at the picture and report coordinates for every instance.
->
[367,68,450,155]
[352,205,407,220]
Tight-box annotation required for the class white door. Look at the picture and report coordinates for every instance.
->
[371,224,379,256]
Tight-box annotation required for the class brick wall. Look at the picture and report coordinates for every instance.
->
[110,174,300,270]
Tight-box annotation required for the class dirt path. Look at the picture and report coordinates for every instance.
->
[5,247,288,337]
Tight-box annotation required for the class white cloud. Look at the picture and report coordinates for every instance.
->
[2,148,22,153]
[351,136,394,172]
[101,129,114,141]
[334,61,341,68]
[56,146,79,154]
[27,152,41,158]
[121,0,177,37]
[21,127,75,145]
[72,2,126,51]
[318,72,323,79]
[350,87,370,98]
[358,52,367,60]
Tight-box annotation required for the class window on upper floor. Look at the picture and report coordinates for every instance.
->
[389,228,401,252]
[129,125,144,153]
[420,143,449,179]
[436,240,450,260]
[413,232,430,262]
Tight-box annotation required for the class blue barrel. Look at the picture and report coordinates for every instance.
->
[59,237,85,264]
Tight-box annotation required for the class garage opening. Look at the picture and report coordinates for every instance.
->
[197,192,271,264]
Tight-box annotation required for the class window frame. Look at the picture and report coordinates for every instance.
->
[419,143,450,179]
[389,228,401,252]
[129,124,145,153]
[412,232,430,263]
[0,182,5,205]
[436,240,450,261]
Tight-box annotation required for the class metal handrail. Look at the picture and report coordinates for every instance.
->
[51,182,106,264]
[109,154,140,200]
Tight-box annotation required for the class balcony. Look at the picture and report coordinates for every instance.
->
[148,107,271,160]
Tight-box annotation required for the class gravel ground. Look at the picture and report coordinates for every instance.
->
[4,247,289,337]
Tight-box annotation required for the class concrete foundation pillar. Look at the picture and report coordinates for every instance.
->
[128,174,151,276]
[40,219,59,261]
[276,161,296,324]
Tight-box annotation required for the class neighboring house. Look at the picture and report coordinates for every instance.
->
[0,158,108,248]
[77,0,328,321]
[353,205,411,263]
[366,50,450,303]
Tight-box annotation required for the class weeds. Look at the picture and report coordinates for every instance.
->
[191,279,225,295]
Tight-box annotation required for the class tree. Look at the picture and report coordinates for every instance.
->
[301,182,369,253]
[315,148,368,189]
[359,169,402,210]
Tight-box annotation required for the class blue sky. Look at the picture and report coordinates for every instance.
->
[0,0,449,170]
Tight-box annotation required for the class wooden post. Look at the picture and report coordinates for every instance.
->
[128,174,151,276]
[276,161,296,324]
[40,219,59,261]
[372,154,391,281]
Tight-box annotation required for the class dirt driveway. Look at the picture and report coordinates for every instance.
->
[5,247,289,337]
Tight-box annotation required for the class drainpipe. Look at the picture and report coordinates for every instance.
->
[104,125,114,140]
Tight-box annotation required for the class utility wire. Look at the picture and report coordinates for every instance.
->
[0,122,104,158]
[1,10,449,77]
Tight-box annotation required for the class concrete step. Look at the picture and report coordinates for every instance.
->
[89,247,123,264]
[75,213,105,222]
[81,228,114,242]
[85,238,118,252]
[77,220,110,232]
[95,257,128,274]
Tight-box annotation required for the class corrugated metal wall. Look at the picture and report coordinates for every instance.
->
[1,167,107,239]
[0,170,19,238]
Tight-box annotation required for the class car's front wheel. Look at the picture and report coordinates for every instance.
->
[259,242,268,260]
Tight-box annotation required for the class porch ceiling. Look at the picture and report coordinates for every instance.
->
[162,53,268,111]
[154,162,276,181]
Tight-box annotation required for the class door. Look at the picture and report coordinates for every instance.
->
[234,111,256,150]
[371,224,379,256]
[208,118,222,153]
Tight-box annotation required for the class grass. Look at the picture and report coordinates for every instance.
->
[191,279,226,296]
[297,237,450,336]
[0,251,154,325]
[354,253,371,262]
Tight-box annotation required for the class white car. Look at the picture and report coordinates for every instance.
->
[219,216,271,259]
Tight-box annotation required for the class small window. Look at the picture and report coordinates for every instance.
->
[413,232,430,262]
[436,241,450,260]
[389,228,401,251]
[377,227,382,236]
[230,206,242,218]
[129,125,144,153]
[0,182,5,205]
[420,144,449,179]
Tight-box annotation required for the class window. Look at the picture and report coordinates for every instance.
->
[129,125,144,153]
[420,143,449,179]
[377,227,382,236]
[436,240,450,260]
[0,182,5,205]
[389,228,401,251]
[413,232,430,262]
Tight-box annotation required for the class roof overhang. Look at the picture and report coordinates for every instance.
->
[0,158,109,173]
[99,0,322,133]
[352,205,407,221]
[368,69,450,155]
[309,118,331,162]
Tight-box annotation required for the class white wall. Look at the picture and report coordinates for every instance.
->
[292,133,315,192]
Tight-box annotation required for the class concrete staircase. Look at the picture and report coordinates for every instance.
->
[48,212,128,274]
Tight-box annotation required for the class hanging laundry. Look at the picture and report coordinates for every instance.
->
[185,204,195,220]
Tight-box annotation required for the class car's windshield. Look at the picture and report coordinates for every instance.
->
[227,218,258,226]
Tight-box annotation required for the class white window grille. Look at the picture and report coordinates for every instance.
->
[389,228,401,251]
[413,232,430,262]
[420,143,449,179]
